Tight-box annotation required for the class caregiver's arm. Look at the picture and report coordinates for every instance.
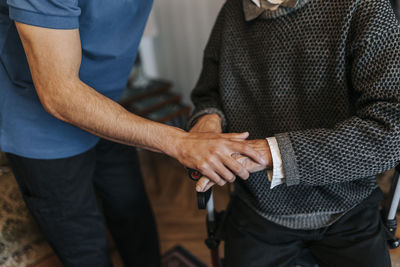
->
[15,22,266,185]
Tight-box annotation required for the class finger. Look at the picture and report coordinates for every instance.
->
[209,160,236,183]
[231,142,267,166]
[201,169,226,187]
[223,156,250,180]
[196,177,211,192]
[196,177,216,192]
[220,132,249,140]
[203,180,215,191]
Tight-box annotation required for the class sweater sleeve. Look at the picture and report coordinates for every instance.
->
[276,28,400,186]
[188,7,227,131]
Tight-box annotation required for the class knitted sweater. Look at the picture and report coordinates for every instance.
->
[189,0,400,229]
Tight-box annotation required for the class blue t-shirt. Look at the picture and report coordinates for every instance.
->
[0,0,152,159]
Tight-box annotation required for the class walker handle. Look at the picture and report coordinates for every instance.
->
[187,168,212,209]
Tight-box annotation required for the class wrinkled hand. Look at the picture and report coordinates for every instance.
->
[190,113,223,134]
[196,139,272,192]
[233,139,272,172]
[174,114,266,186]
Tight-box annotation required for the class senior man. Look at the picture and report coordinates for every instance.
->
[189,0,400,266]
[0,1,268,266]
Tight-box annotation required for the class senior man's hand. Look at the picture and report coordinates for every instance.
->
[191,113,223,134]
[195,139,272,192]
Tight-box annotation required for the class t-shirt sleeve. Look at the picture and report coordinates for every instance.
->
[7,0,81,29]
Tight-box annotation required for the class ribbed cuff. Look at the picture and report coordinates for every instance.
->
[9,7,79,29]
[187,107,227,131]
[275,132,300,186]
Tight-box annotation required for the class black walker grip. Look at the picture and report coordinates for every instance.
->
[197,189,212,209]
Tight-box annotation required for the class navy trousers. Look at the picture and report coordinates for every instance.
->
[224,188,391,267]
[6,139,160,267]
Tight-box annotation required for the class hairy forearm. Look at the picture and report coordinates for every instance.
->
[41,78,184,155]
[16,22,183,156]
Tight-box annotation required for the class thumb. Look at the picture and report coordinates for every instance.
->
[196,177,215,192]
[196,177,210,192]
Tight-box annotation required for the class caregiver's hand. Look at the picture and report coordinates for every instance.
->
[195,139,272,192]
[190,114,255,185]
[185,114,262,186]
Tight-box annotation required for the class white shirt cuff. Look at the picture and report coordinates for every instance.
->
[266,137,285,189]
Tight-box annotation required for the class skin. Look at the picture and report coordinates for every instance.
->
[15,22,267,186]
[190,114,273,192]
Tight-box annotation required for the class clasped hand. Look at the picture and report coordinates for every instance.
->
[189,114,272,192]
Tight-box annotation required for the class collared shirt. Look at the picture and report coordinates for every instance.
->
[252,0,298,10]
[245,0,299,21]
[0,0,152,159]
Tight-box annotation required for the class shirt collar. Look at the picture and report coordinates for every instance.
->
[252,0,261,7]
[244,0,299,21]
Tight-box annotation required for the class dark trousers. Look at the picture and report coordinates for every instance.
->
[6,139,160,267]
[224,189,391,267]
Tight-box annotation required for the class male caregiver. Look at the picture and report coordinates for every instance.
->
[0,1,268,266]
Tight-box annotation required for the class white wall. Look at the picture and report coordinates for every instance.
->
[142,0,225,106]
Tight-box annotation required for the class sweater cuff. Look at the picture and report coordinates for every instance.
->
[187,107,227,131]
[275,132,300,186]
